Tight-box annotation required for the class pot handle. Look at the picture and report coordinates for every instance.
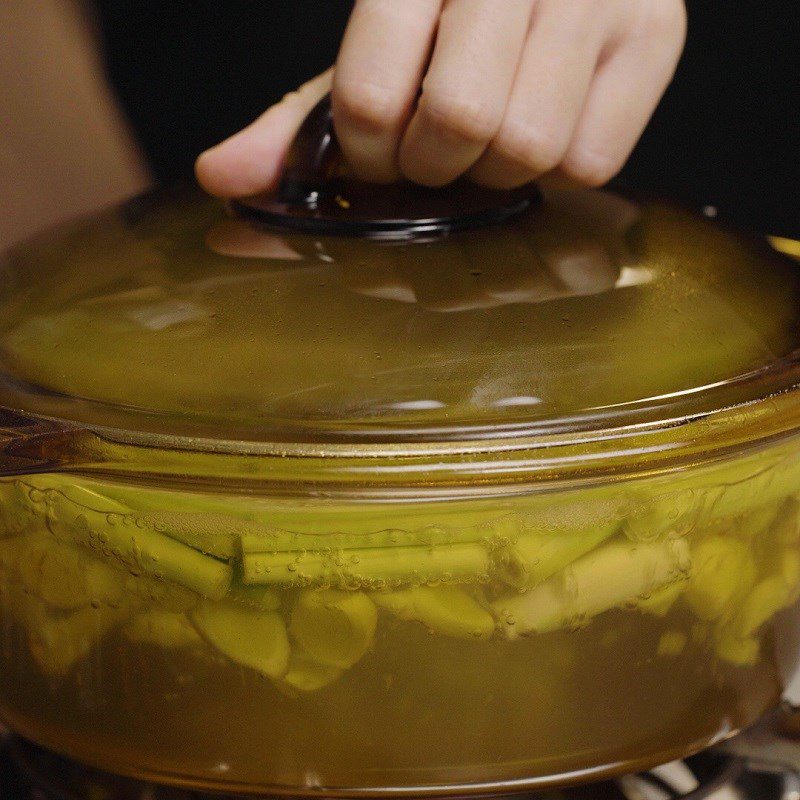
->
[277,93,340,207]
[0,409,89,475]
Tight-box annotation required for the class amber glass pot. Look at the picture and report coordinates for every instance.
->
[1,101,800,796]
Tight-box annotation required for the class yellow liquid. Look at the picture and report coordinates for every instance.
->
[0,608,785,792]
[0,446,799,794]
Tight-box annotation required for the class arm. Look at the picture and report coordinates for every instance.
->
[0,0,150,248]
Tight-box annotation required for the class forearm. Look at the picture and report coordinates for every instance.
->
[0,0,151,248]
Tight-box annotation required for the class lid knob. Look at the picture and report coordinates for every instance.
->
[234,93,540,240]
[276,93,340,208]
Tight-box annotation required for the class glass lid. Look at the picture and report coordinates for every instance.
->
[1,184,800,458]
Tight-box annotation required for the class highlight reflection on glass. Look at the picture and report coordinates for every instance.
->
[207,189,644,311]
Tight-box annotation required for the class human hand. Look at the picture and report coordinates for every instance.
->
[196,0,685,197]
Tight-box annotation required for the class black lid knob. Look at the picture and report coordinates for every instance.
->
[233,94,539,240]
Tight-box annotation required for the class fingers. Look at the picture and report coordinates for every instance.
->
[197,0,686,196]
[559,1,687,186]
[332,0,443,182]
[195,69,332,198]
[469,0,611,188]
[397,0,534,187]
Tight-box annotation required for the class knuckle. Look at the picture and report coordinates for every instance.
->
[280,88,305,108]
[491,118,568,175]
[333,78,404,133]
[419,90,502,144]
[561,147,621,187]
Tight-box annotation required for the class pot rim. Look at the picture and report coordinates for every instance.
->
[4,360,800,495]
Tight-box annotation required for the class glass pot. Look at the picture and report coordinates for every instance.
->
[1,101,800,796]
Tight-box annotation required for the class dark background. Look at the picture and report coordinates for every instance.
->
[91,1,798,236]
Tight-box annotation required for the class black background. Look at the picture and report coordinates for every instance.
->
[92,1,798,236]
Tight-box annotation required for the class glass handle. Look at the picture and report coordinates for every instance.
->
[234,91,539,238]
[277,93,340,207]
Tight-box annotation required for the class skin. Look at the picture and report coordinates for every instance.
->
[195,0,687,197]
[0,0,149,248]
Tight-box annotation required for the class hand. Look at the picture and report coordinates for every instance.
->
[196,0,686,198]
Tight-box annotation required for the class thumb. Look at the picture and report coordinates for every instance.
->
[195,68,332,199]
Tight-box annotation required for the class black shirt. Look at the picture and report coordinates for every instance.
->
[92,1,799,236]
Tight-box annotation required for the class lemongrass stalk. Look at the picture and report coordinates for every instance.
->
[56,475,512,541]
[242,541,491,588]
[133,511,243,559]
[17,477,231,600]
